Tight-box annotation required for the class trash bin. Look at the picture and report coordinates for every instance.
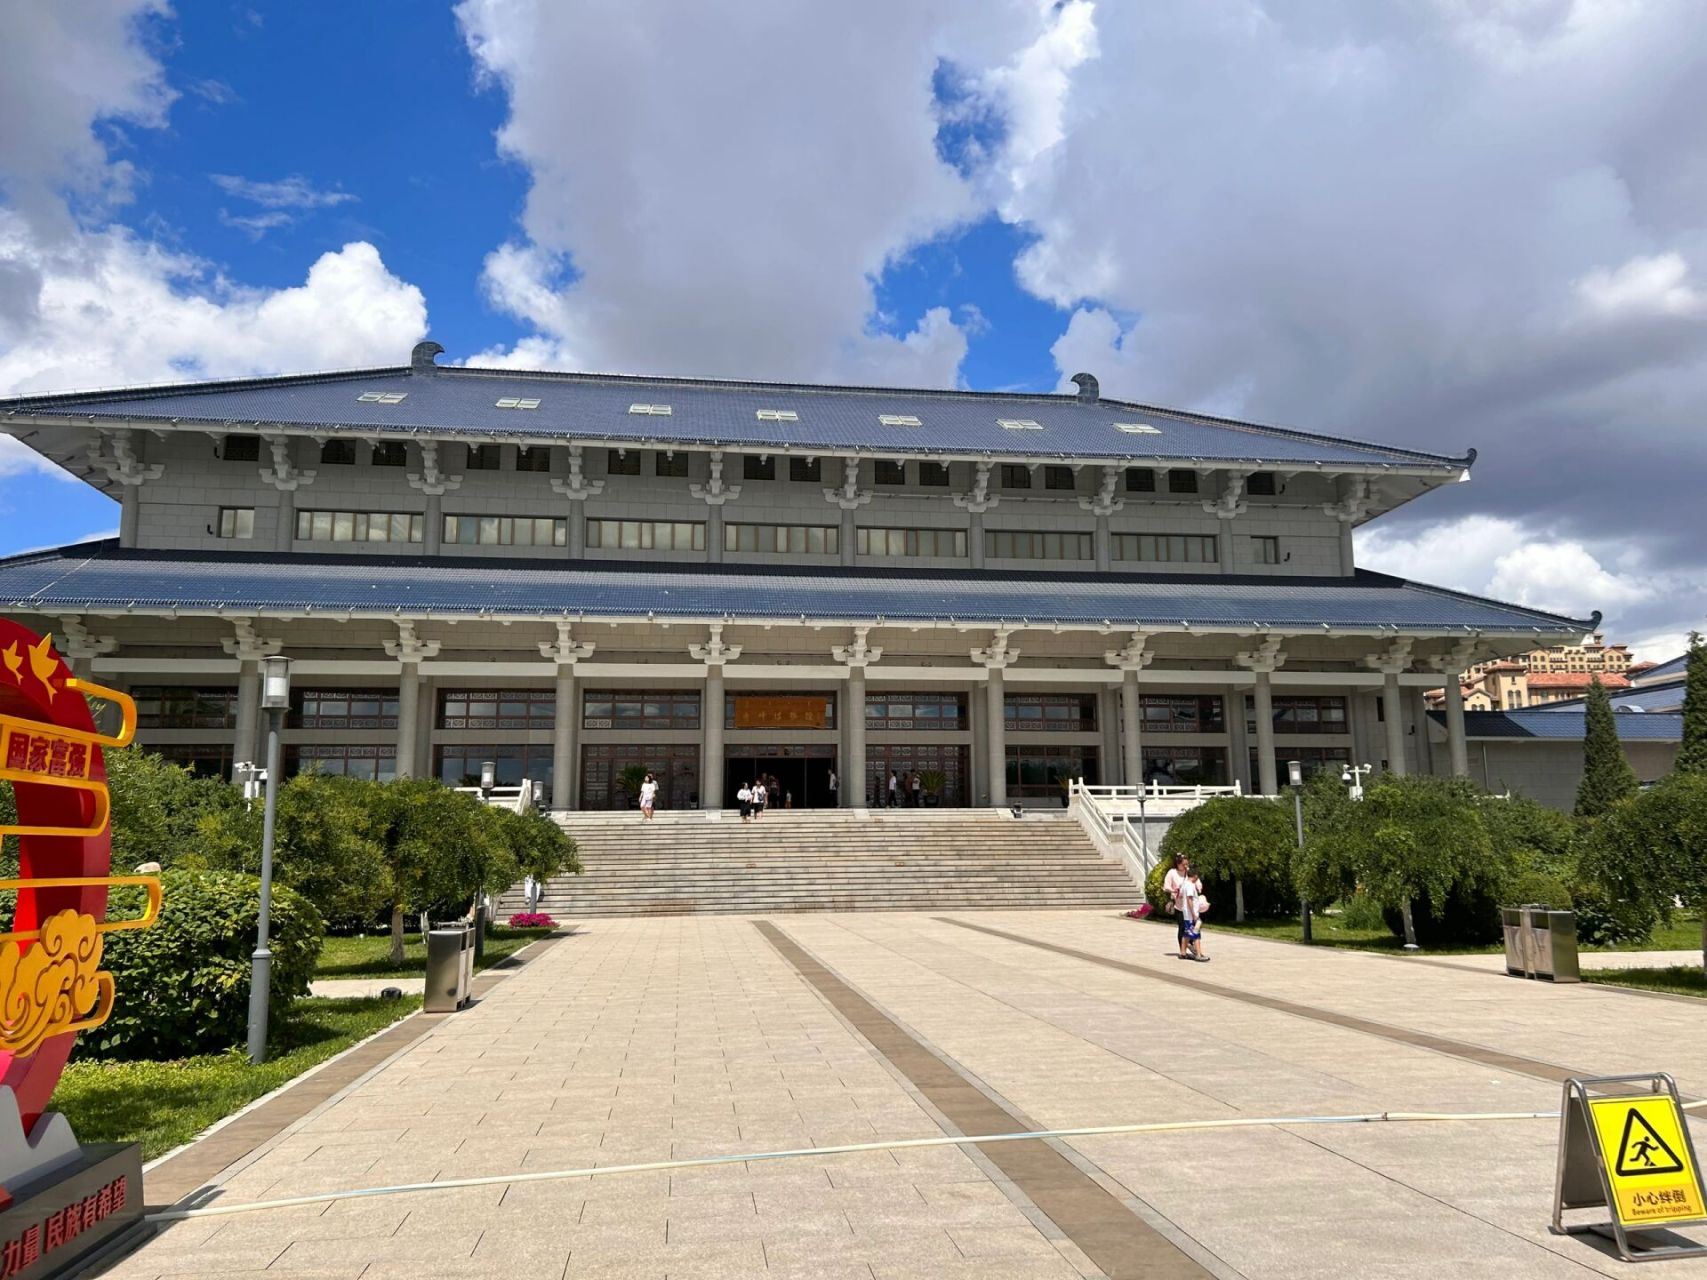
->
[1501,904,1580,984]
[425,921,475,1012]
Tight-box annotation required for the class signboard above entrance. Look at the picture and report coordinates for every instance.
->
[731,696,832,731]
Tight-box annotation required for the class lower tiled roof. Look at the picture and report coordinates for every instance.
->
[0,541,1596,633]
[1431,709,1684,741]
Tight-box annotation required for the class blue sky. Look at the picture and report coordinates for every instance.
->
[2,1,1705,656]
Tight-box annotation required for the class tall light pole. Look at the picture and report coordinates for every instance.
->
[246,654,291,1065]
[1288,760,1311,943]
[475,759,495,960]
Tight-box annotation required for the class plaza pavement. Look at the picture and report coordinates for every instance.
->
[113,912,1707,1280]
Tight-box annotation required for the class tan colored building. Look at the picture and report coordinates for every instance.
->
[1426,635,1632,712]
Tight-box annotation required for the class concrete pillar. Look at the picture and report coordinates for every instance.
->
[1384,672,1408,776]
[1253,670,1278,795]
[969,680,989,804]
[1227,685,1252,792]
[1099,687,1120,785]
[274,489,295,552]
[1338,523,1355,575]
[840,508,856,567]
[845,667,866,806]
[234,660,260,771]
[423,494,443,555]
[969,513,986,569]
[985,667,1007,807]
[1218,521,1237,574]
[1121,668,1143,788]
[1094,516,1112,572]
[119,486,141,547]
[569,508,586,559]
[703,668,725,807]
[707,507,724,563]
[395,664,420,779]
[552,665,578,808]
[1443,675,1469,778]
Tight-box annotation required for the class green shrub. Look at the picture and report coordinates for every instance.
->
[1159,796,1296,918]
[88,869,324,1061]
[1568,878,1658,947]
[1335,893,1387,931]
[1503,871,1574,911]
[1144,858,1173,912]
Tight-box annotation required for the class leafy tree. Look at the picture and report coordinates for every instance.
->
[497,806,581,889]
[367,778,511,963]
[1578,772,1707,974]
[1678,631,1707,775]
[103,747,245,870]
[1575,676,1638,817]
[1159,796,1297,920]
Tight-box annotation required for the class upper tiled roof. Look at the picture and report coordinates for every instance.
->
[0,350,1470,469]
[1431,709,1684,741]
[1632,652,1689,684]
[0,541,1593,633]
[1526,671,1630,689]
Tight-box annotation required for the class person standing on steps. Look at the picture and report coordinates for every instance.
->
[827,767,838,808]
[752,778,767,820]
[887,770,899,808]
[909,772,922,808]
[737,780,753,822]
[639,772,658,821]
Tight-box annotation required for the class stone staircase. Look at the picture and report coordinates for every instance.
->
[500,808,1142,918]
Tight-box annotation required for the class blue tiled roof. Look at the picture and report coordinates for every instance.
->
[0,541,1593,633]
[0,360,1469,469]
[1634,653,1689,682]
[1430,709,1684,741]
[1530,677,1686,714]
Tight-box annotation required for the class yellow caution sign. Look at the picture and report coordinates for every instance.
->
[1588,1095,1706,1229]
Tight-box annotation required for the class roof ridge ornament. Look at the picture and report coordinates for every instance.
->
[823,457,871,510]
[411,341,444,375]
[1071,372,1099,403]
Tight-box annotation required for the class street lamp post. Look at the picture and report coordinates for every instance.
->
[474,759,495,961]
[246,654,291,1065]
[1288,760,1311,943]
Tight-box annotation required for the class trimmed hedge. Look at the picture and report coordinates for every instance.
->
[88,869,323,1061]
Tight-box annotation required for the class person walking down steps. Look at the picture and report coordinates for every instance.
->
[639,772,658,821]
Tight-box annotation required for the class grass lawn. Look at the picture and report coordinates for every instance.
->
[315,925,554,979]
[1583,966,1706,999]
[50,995,420,1160]
[1155,910,1704,956]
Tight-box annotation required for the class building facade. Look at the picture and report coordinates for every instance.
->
[0,343,1597,809]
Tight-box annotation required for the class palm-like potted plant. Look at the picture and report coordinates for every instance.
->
[918,769,947,807]
[615,764,650,809]
[1055,761,1083,808]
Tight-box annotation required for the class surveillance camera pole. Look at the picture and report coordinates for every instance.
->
[1287,761,1311,943]
[247,654,292,1065]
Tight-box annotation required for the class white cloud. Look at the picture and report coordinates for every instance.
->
[1575,252,1707,319]
[453,0,1055,384]
[209,174,356,210]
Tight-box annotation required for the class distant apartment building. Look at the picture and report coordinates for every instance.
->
[1426,634,1632,711]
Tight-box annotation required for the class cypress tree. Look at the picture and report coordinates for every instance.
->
[1576,675,1638,817]
[1676,631,1707,775]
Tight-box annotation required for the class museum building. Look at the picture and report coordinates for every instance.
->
[0,342,1596,809]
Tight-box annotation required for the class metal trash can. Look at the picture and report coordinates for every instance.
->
[425,921,475,1012]
[1501,904,1580,983]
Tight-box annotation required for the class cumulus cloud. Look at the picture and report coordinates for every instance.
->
[209,174,357,210]
[453,0,1054,385]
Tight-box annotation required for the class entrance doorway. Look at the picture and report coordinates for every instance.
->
[725,745,837,808]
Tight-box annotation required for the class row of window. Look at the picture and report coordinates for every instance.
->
[135,686,1351,736]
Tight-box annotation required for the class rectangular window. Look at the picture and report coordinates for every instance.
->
[1125,467,1156,493]
[1110,533,1218,563]
[874,460,906,486]
[1252,535,1280,565]
[217,507,254,539]
[1246,471,1277,496]
[320,439,357,465]
[1140,746,1227,787]
[585,519,706,552]
[582,690,701,730]
[918,461,950,487]
[743,455,776,480]
[287,743,398,782]
[855,527,968,559]
[147,743,235,778]
[436,743,554,790]
[579,742,699,810]
[443,514,568,547]
[371,442,407,467]
[606,449,640,476]
[654,451,688,478]
[1004,693,1098,732]
[1247,695,1349,735]
[1044,465,1076,491]
[1250,745,1347,784]
[1000,464,1032,490]
[437,688,556,730]
[517,446,552,472]
[984,529,1094,561]
[292,688,400,729]
[223,434,260,462]
[723,523,840,555]
[1003,745,1099,798]
[296,510,423,544]
[1140,694,1225,734]
[132,686,238,729]
[465,443,501,471]
[1167,469,1199,494]
[789,457,822,482]
[863,692,969,731]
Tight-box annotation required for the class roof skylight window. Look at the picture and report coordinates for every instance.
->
[756,409,798,422]
[1114,422,1162,435]
[628,403,672,415]
[997,418,1042,431]
[496,397,541,410]
[357,391,408,404]
[879,414,922,427]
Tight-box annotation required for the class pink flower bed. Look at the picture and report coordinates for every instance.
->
[507,912,557,929]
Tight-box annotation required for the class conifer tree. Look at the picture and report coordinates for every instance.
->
[1676,631,1707,775]
[1575,675,1638,817]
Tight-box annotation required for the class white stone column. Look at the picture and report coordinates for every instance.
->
[385,621,441,779]
[540,621,594,808]
[1324,475,1375,576]
[119,487,141,547]
[259,436,315,553]
[691,450,740,567]
[832,627,882,809]
[423,495,443,555]
[1104,632,1152,788]
[1203,471,1248,575]
[969,679,989,803]
[551,445,601,560]
[220,620,281,774]
[1081,466,1123,573]
[1235,635,1287,795]
[955,463,996,570]
[1364,637,1416,776]
[972,629,1019,807]
[1429,640,1477,779]
[690,624,742,809]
